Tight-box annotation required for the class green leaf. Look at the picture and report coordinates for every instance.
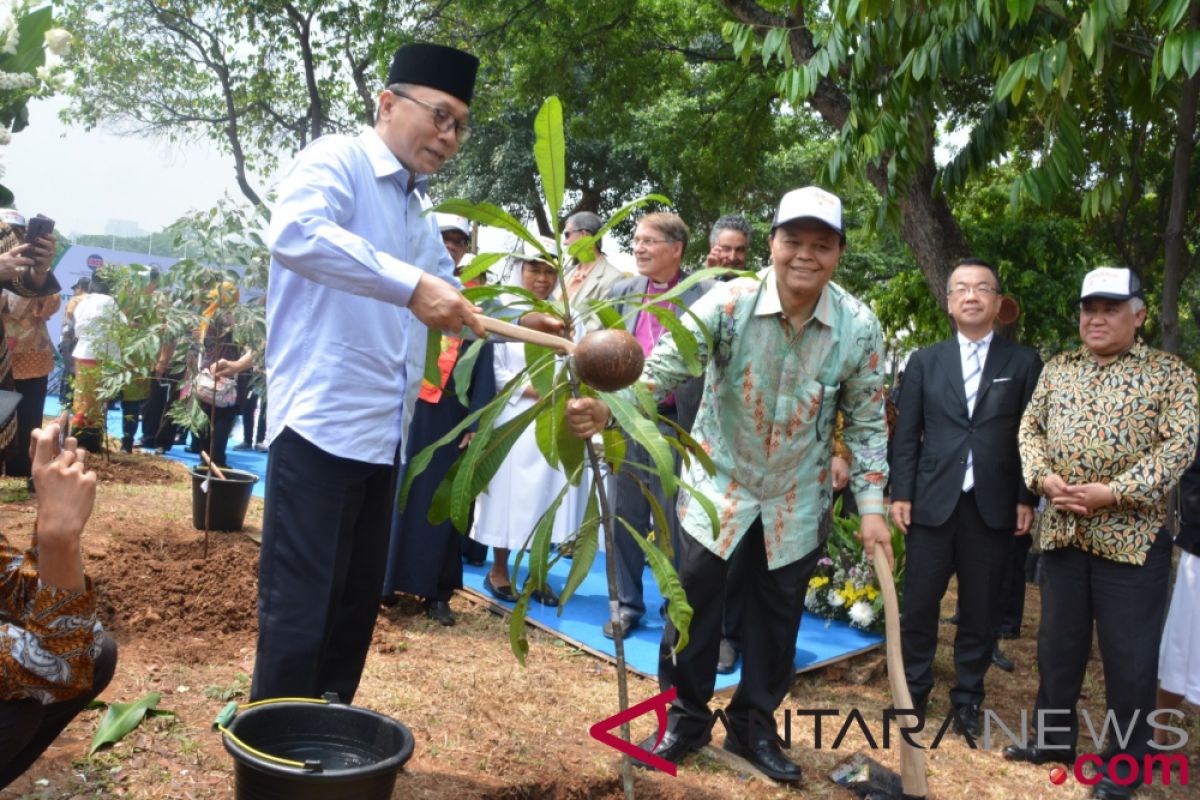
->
[660,416,717,477]
[518,476,573,593]
[10,7,52,74]
[525,344,557,401]
[508,583,533,665]
[453,338,486,408]
[601,427,627,474]
[641,305,702,376]
[458,251,506,284]
[1161,0,1191,29]
[1162,31,1184,80]
[616,517,692,654]
[1181,30,1200,77]
[90,693,173,756]
[533,97,566,230]
[603,391,677,495]
[535,381,566,468]
[433,199,544,256]
[590,194,672,244]
[557,485,600,612]
[678,480,721,540]
[422,330,443,395]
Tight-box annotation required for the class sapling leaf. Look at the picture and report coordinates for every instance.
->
[604,391,676,495]
[89,693,174,756]
[533,97,566,226]
[616,517,693,654]
[558,486,600,611]
[452,338,487,408]
[432,199,544,254]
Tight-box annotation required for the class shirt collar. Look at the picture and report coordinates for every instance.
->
[359,127,430,192]
[957,330,994,349]
[753,267,835,327]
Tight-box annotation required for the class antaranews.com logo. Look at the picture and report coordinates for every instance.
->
[591,689,1191,788]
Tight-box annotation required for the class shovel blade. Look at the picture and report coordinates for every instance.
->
[831,752,920,799]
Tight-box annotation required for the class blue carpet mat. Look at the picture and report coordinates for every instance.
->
[44,398,268,499]
[42,399,880,685]
[460,551,883,689]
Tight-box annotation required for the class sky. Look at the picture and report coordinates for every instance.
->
[4,96,244,238]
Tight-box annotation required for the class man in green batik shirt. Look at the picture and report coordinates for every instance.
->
[567,187,890,785]
[1010,267,1198,800]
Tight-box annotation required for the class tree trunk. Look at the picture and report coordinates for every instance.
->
[1160,1,1200,354]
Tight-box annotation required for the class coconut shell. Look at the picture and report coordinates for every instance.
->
[573,329,645,392]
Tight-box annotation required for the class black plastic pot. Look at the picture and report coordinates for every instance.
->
[190,467,258,531]
[221,699,414,800]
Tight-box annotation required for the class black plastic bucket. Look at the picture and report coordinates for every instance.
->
[221,700,414,800]
[190,467,258,531]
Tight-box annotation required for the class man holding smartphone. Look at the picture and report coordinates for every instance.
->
[0,210,60,459]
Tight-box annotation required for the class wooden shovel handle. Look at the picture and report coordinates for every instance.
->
[873,541,929,798]
[200,451,228,481]
[479,316,575,354]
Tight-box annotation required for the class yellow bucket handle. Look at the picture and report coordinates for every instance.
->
[213,696,331,771]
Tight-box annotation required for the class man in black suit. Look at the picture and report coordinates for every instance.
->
[889,258,1042,738]
[602,211,711,639]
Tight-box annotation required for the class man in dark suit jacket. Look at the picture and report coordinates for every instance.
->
[889,258,1042,738]
[603,211,711,639]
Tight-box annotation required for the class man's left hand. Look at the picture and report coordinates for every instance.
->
[1015,503,1035,536]
[859,513,893,570]
[1051,482,1116,515]
[831,456,850,491]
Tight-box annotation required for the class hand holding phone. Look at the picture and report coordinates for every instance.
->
[25,214,55,244]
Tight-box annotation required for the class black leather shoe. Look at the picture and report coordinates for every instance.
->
[483,574,517,603]
[952,704,981,739]
[425,600,456,626]
[992,643,1014,672]
[633,730,707,767]
[602,614,638,639]
[1003,744,1076,765]
[716,639,739,674]
[1091,776,1135,799]
[527,582,559,607]
[723,737,803,783]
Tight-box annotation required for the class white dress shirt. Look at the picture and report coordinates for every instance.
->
[265,128,456,465]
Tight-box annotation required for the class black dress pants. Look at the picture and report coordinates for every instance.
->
[659,517,818,745]
[139,375,179,449]
[900,490,1011,708]
[996,532,1033,637]
[251,427,397,703]
[610,411,680,622]
[0,634,117,789]
[1034,535,1171,783]
[5,375,48,477]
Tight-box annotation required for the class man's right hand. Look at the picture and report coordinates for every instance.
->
[409,273,484,337]
[566,397,611,438]
[889,500,912,534]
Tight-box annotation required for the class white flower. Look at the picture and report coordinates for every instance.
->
[0,70,36,90]
[44,28,71,56]
[805,590,819,611]
[849,600,876,629]
[827,588,845,608]
[0,124,10,146]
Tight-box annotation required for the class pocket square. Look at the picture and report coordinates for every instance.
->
[992,377,1013,383]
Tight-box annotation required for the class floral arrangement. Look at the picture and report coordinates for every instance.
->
[1,1,71,203]
[804,499,906,634]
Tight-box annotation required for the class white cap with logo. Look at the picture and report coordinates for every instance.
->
[772,186,843,237]
[0,209,26,228]
[1078,267,1144,303]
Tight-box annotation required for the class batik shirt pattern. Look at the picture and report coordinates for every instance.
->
[629,270,888,569]
[1,534,103,704]
[1019,341,1199,565]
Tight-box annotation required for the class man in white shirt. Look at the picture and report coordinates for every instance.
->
[252,43,485,703]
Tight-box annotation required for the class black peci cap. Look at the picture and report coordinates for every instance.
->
[387,43,479,106]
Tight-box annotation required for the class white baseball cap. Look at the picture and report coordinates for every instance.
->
[0,209,26,228]
[436,213,470,237]
[1078,267,1144,303]
[772,186,844,238]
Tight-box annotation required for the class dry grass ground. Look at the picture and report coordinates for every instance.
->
[0,450,1196,799]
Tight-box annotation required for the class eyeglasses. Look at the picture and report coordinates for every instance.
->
[948,284,999,297]
[564,228,593,238]
[391,90,472,143]
[632,236,673,248]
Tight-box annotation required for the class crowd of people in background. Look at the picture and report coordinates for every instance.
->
[0,37,1198,800]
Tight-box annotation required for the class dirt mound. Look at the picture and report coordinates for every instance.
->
[89,450,189,486]
[91,515,260,662]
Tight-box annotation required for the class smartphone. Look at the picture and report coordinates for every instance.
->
[25,214,55,244]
